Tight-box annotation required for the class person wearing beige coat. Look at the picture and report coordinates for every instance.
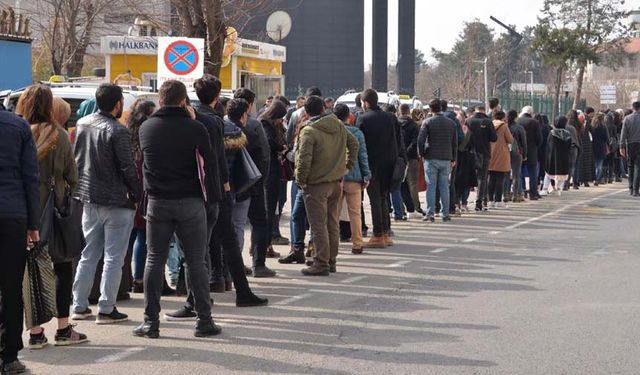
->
[488,111,513,207]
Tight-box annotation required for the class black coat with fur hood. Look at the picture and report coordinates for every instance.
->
[223,120,248,193]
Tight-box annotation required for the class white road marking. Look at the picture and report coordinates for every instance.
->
[489,231,501,235]
[96,347,145,363]
[430,248,448,253]
[276,293,313,306]
[505,189,625,230]
[463,238,478,243]
[386,260,411,268]
[341,275,368,284]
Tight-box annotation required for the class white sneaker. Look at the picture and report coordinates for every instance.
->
[489,201,496,209]
[408,212,423,219]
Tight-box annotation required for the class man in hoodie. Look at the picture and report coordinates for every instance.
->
[295,96,359,276]
[466,105,497,211]
[398,103,422,217]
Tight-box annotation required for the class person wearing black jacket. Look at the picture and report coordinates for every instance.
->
[398,104,422,216]
[72,84,140,325]
[233,89,271,276]
[466,106,497,211]
[357,89,401,248]
[518,106,543,200]
[417,99,458,222]
[177,75,229,300]
[0,107,40,375]
[505,110,527,202]
[442,100,465,215]
[134,80,221,339]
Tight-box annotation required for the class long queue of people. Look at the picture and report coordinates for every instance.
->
[1,74,640,374]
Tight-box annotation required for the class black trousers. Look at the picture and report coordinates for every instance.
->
[248,183,270,268]
[367,175,391,237]
[54,262,73,319]
[0,218,27,362]
[488,171,507,203]
[209,196,252,298]
[145,198,211,321]
[628,143,640,193]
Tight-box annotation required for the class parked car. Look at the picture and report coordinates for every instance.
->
[3,83,158,128]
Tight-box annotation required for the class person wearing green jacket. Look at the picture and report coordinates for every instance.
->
[294,96,359,276]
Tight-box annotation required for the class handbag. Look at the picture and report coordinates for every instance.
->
[391,156,408,190]
[45,154,84,263]
[233,147,263,195]
[52,191,84,262]
[280,157,294,181]
[23,241,57,330]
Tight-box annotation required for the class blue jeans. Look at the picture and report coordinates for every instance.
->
[425,159,452,218]
[167,240,180,283]
[290,183,308,249]
[391,188,405,219]
[232,198,252,253]
[595,159,605,181]
[132,228,146,281]
[73,204,134,314]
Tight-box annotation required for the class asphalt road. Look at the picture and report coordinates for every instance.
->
[19,182,640,374]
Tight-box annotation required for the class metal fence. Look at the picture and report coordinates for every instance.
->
[496,91,587,119]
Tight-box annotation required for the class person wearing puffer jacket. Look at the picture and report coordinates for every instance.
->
[334,104,371,255]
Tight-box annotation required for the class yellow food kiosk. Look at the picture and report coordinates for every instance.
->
[100,34,286,98]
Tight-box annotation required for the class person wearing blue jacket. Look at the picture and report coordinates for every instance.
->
[0,107,40,375]
[335,104,370,254]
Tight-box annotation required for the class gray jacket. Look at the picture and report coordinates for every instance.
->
[74,111,140,208]
[621,112,640,148]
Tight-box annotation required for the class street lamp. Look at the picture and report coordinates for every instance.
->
[475,58,489,110]
[525,70,534,107]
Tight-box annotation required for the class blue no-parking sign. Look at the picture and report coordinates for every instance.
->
[157,37,204,88]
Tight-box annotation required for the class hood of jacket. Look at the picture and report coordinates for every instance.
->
[492,119,506,130]
[551,128,572,142]
[398,116,413,127]
[223,121,247,150]
[308,113,341,134]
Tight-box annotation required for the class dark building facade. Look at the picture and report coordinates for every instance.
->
[243,0,365,99]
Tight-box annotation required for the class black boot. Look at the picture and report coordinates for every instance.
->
[133,320,160,339]
[278,249,306,264]
[194,318,222,337]
[236,292,269,307]
[209,277,226,293]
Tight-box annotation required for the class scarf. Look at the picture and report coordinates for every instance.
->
[31,123,60,161]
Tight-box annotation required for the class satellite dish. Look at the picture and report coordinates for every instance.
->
[266,11,292,42]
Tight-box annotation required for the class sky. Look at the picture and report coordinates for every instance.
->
[363,0,640,65]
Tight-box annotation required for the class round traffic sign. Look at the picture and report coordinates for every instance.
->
[164,40,200,75]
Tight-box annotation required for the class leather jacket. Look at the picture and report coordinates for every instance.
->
[74,111,140,208]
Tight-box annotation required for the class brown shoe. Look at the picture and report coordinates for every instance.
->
[351,248,363,255]
[266,245,280,258]
[301,264,330,276]
[383,234,394,247]
[364,236,386,249]
[305,241,315,258]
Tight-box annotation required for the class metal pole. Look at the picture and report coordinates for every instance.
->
[484,57,489,110]
[530,71,534,106]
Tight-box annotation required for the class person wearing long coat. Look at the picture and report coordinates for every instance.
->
[578,120,596,186]
[16,85,88,348]
[591,113,610,185]
[543,116,573,195]
[488,112,513,206]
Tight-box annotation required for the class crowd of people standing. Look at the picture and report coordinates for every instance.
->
[1,74,640,374]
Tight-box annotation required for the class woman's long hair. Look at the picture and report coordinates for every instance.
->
[127,99,156,152]
[260,101,287,147]
[592,113,605,129]
[16,84,54,125]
